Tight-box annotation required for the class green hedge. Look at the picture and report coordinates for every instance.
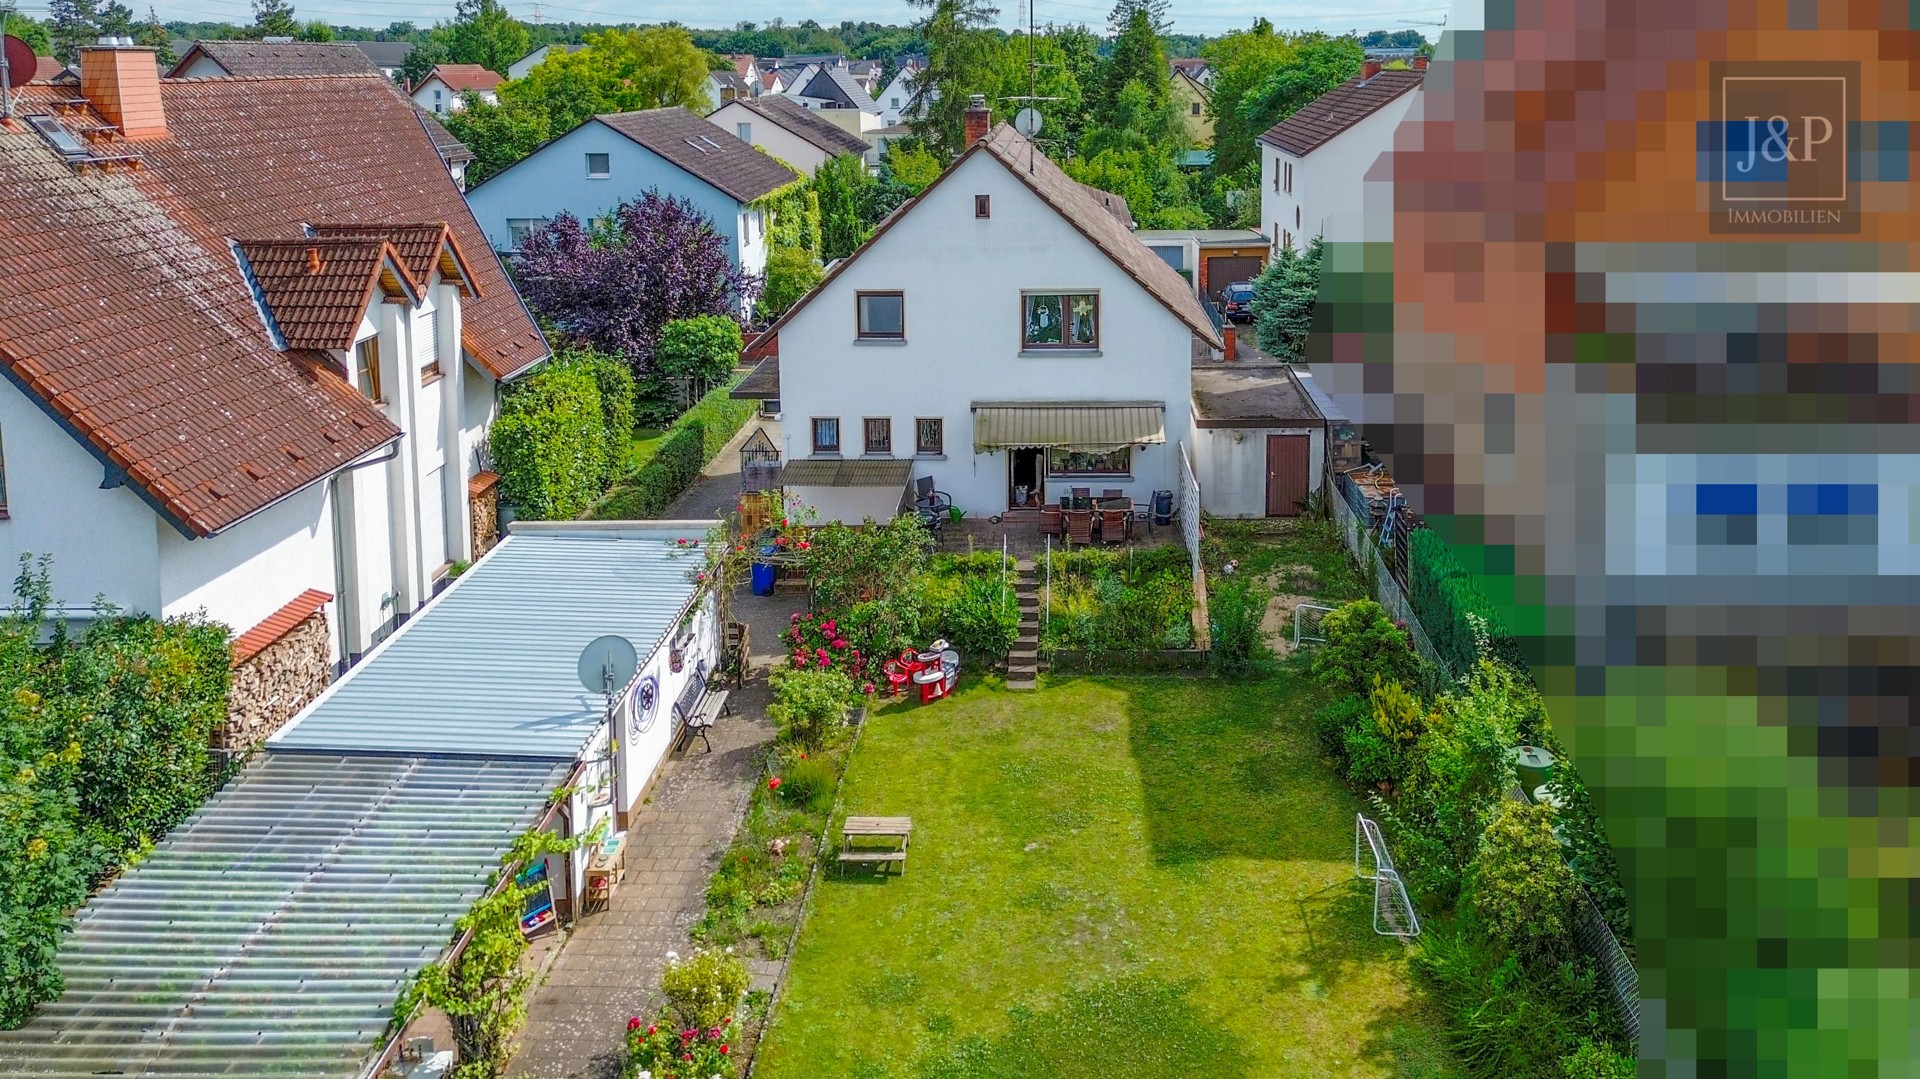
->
[491,350,632,521]
[1408,528,1525,675]
[591,376,757,519]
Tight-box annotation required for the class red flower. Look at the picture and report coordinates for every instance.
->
[798,752,807,759]
[628,1017,642,1030]
[684,1053,694,1062]
[768,776,782,791]
[798,540,811,550]
[721,1045,731,1055]
[648,1025,657,1035]
[862,682,876,695]
[833,639,848,649]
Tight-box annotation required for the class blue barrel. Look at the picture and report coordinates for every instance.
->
[1152,490,1174,526]
[751,544,778,595]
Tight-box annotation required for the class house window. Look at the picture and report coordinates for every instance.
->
[1283,229,1292,249]
[507,218,550,248]
[863,418,892,455]
[1022,292,1099,348]
[856,291,905,339]
[975,194,990,218]
[586,152,610,178]
[421,360,443,386]
[891,96,900,108]
[354,337,383,402]
[1047,447,1130,476]
[1283,161,1292,193]
[811,417,841,454]
[1191,101,1202,115]
[737,122,752,141]
[915,418,943,456]
[1787,484,1878,545]
[1296,205,1301,229]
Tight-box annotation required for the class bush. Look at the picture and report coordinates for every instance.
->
[776,753,837,814]
[1208,576,1269,676]
[567,348,637,486]
[1414,923,1611,1078]
[1343,720,1398,790]
[766,667,849,748]
[1037,546,1193,658]
[938,576,1019,662]
[1313,599,1417,696]
[1312,695,1369,758]
[593,373,758,519]
[1467,799,1580,965]
[660,948,751,1030]
[1561,1038,1636,1078]
[758,244,824,319]
[627,1013,740,1079]
[655,315,743,402]
[490,359,608,520]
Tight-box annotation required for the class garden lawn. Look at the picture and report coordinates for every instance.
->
[619,426,666,474]
[754,674,1458,1079]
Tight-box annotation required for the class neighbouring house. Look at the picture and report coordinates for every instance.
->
[759,65,789,96]
[733,101,1223,524]
[705,67,753,108]
[846,58,884,94]
[1170,67,1213,146]
[783,63,878,113]
[1134,229,1269,303]
[1170,56,1213,88]
[164,39,476,188]
[722,53,763,94]
[507,41,584,80]
[352,39,414,80]
[1259,57,1425,252]
[709,94,872,175]
[1189,361,1328,518]
[0,45,548,754]
[412,62,503,115]
[875,60,925,128]
[463,105,799,283]
[869,122,914,163]
[27,55,68,82]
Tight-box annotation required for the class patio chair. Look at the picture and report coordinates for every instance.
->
[1066,509,1094,546]
[1100,508,1129,545]
[913,476,953,534]
[1040,504,1062,539]
[1102,488,1124,502]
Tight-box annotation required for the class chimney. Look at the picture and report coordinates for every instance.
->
[79,40,165,140]
[1222,323,1238,363]
[1412,55,1429,71]
[1361,58,1382,82]
[963,93,991,147]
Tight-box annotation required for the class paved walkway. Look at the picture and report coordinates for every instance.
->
[508,589,800,1079]
[662,415,782,521]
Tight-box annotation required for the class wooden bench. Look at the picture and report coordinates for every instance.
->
[838,815,912,875]
[672,668,732,753]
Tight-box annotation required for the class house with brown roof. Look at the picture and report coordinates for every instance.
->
[708,94,873,174]
[732,98,1225,523]
[411,62,503,115]
[0,45,548,717]
[464,105,800,286]
[1260,58,1425,252]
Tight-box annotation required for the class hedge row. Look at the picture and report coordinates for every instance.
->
[490,349,637,521]
[591,376,756,520]
[1408,528,1526,674]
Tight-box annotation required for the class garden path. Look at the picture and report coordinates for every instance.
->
[507,589,800,1079]
[659,415,782,521]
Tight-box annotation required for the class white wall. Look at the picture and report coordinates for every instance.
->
[1194,426,1325,518]
[176,53,228,78]
[613,588,720,818]
[708,101,830,174]
[1261,87,1417,251]
[774,150,1198,522]
[157,482,335,636]
[0,378,162,618]
[411,78,495,116]
[876,70,921,127]
[785,485,908,525]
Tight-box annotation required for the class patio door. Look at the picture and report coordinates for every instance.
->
[1009,448,1044,508]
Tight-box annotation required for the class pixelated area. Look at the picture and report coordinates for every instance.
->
[1315,3,1920,1074]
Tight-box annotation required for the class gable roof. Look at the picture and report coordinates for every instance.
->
[729,95,871,157]
[238,238,420,350]
[797,66,876,110]
[352,40,414,68]
[710,69,751,96]
[1258,68,1423,157]
[424,63,503,93]
[0,74,545,538]
[596,107,799,203]
[744,123,1219,362]
[309,222,480,296]
[29,56,67,82]
[1171,67,1212,100]
[168,39,380,77]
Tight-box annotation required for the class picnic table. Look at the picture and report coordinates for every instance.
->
[838,815,912,874]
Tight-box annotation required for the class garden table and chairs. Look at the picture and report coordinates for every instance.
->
[838,816,912,874]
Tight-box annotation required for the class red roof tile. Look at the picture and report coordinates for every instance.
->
[30,56,67,82]
[239,238,416,350]
[1258,69,1423,157]
[426,64,503,93]
[231,588,332,664]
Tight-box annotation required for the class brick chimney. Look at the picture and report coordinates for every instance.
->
[1222,323,1238,363]
[963,93,991,147]
[79,39,165,140]
[1412,55,1429,71]
[1361,58,1382,82]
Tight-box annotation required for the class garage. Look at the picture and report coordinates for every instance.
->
[1203,255,1263,301]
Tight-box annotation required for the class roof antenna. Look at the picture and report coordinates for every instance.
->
[0,1,25,121]
[1002,0,1061,174]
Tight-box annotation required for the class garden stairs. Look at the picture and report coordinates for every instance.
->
[1007,559,1041,691]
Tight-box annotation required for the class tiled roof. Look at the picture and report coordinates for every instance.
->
[352,40,414,68]
[1258,68,1423,157]
[415,106,475,164]
[597,107,799,203]
[0,75,544,537]
[733,95,871,157]
[426,63,502,93]
[1080,183,1135,228]
[29,56,67,82]
[168,40,381,77]
[231,588,332,663]
[711,69,750,95]
[308,222,480,297]
[798,66,876,110]
[239,238,418,349]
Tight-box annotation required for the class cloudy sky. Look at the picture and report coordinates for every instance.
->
[103,0,1448,39]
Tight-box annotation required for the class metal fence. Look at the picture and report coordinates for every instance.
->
[1178,441,1209,649]
[1329,481,1445,669]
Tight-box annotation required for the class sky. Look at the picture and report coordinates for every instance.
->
[9,0,1449,40]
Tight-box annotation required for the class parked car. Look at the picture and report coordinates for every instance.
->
[1221,281,1255,322]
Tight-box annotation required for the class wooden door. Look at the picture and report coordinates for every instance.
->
[1265,434,1309,517]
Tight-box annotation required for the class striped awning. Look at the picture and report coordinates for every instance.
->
[971,402,1167,453]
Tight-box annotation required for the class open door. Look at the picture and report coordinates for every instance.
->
[1009,448,1045,508]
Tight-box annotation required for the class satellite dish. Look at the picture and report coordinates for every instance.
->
[1014,107,1043,138]
[577,635,638,696]
[2,35,36,91]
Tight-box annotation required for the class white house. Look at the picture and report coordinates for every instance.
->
[708,95,873,175]
[733,103,1223,523]
[875,61,925,128]
[781,64,878,114]
[412,62,503,115]
[463,106,799,285]
[0,46,546,749]
[507,42,583,81]
[1260,59,1424,252]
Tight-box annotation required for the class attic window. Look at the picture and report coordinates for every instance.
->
[585,152,610,178]
[26,114,89,161]
[683,138,710,154]
[975,195,990,219]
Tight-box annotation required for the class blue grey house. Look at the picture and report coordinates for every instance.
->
[463,106,799,282]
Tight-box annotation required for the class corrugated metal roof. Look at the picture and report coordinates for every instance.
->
[272,526,707,761]
[0,753,564,1079]
[780,458,915,488]
[972,403,1167,452]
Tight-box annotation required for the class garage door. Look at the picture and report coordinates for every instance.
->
[1206,256,1263,301]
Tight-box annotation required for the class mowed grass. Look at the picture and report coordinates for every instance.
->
[753,674,1458,1079]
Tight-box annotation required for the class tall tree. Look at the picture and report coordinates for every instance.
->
[296,19,332,41]
[813,153,869,261]
[1106,0,1170,37]
[95,1,133,38]
[990,32,1082,153]
[47,0,98,64]
[4,12,56,56]
[503,27,709,135]
[1095,7,1165,128]
[1203,19,1297,179]
[399,36,450,87]
[133,7,174,62]
[1250,234,1323,361]
[906,0,1000,158]
[1235,33,1364,155]
[440,97,551,185]
[250,0,299,39]
[445,0,529,76]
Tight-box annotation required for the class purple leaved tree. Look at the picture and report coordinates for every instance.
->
[516,192,754,373]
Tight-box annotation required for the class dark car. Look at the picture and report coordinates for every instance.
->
[1220,281,1255,323]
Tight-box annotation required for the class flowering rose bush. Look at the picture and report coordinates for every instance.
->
[624,1012,739,1079]
[659,948,751,1030]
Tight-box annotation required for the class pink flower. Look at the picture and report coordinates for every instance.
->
[821,620,836,633]
[708,1027,722,1039]
[816,647,828,659]
[792,654,809,668]
[862,682,875,695]
[790,613,802,623]
[628,1017,643,1031]
[833,639,848,650]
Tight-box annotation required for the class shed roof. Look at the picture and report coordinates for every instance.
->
[596,107,800,204]
[1190,365,1327,427]
[0,753,563,1079]
[271,526,710,761]
[972,402,1167,452]
[781,458,913,487]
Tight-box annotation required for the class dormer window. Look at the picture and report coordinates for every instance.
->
[354,337,383,402]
